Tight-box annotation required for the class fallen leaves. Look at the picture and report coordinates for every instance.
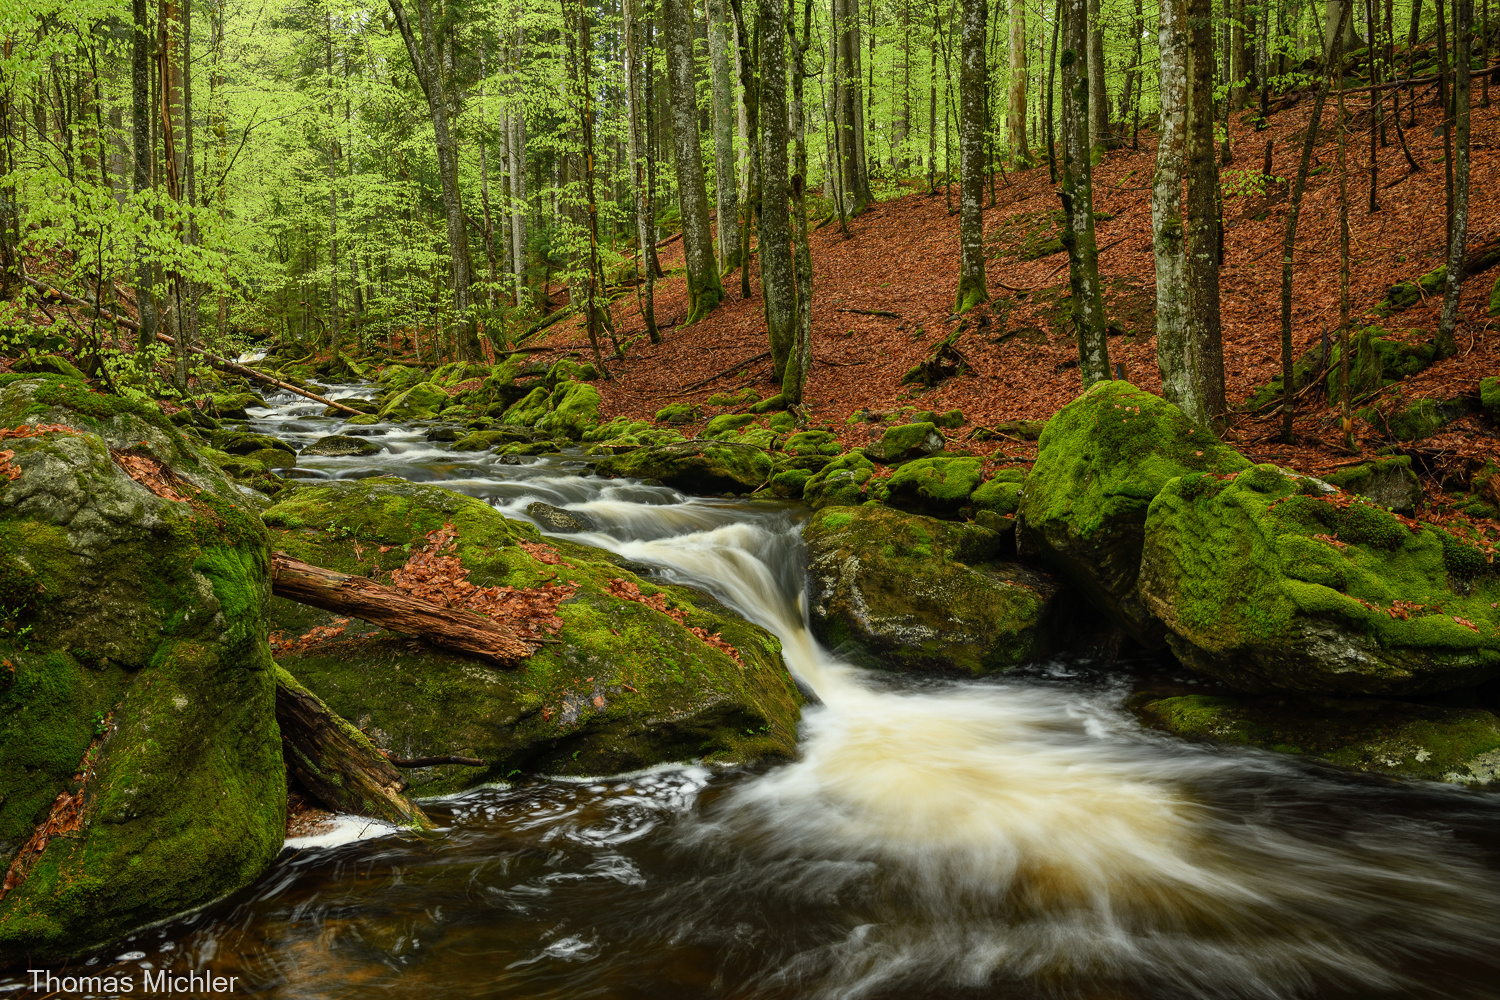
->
[0,713,110,901]
[606,577,743,666]
[111,449,190,503]
[0,424,81,483]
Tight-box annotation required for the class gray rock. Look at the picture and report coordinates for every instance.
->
[1321,456,1422,514]
[527,500,592,533]
[301,434,381,457]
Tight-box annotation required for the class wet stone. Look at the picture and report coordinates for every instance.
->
[528,501,592,533]
[301,435,381,457]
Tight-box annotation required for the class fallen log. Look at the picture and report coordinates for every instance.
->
[21,277,362,416]
[384,755,487,768]
[274,665,431,829]
[270,552,533,664]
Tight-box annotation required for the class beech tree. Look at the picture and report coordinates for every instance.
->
[1059,0,1110,384]
[1153,0,1196,418]
[663,0,725,321]
[955,0,989,312]
[1437,0,1472,358]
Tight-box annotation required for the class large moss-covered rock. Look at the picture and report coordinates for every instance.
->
[212,429,294,456]
[1134,692,1500,786]
[1138,464,1500,695]
[208,391,268,420]
[1018,381,1251,645]
[866,421,944,463]
[261,479,801,794]
[1321,456,1421,514]
[803,506,1062,675]
[802,452,877,509]
[594,441,773,494]
[301,434,379,457]
[378,381,449,421]
[873,456,983,515]
[1324,327,1434,401]
[498,380,601,440]
[0,378,284,964]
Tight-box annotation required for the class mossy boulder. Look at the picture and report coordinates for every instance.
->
[208,392,268,420]
[1374,265,1447,315]
[704,413,757,438]
[1480,376,1499,422]
[374,364,427,390]
[910,408,965,429]
[873,456,984,515]
[594,441,773,494]
[0,384,283,964]
[803,452,878,509]
[212,429,294,456]
[1134,693,1500,786]
[769,467,813,499]
[301,434,380,458]
[261,479,802,793]
[1364,395,1477,441]
[544,358,599,388]
[451,425,551,452]
[803,506,1062,675]
[654,403,701,425]
[499,380,601,440]
[1018,381,1251,645]
[1138,464,1500,696]
[866,421,945,463]
[970,468,1026,517]
[1324,327,1434,402]
[783,430,841,456]
[1321,456,1422,514]
[12,355,88,381]
[378,381,449,421]
[1239,342,1328,412]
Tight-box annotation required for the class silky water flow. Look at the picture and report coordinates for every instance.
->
[7,384,1497,1000]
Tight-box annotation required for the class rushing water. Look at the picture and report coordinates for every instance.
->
[8,384,1500,1000]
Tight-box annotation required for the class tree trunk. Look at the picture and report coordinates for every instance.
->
[1278,0,1348,442]
[663,0,725,321]
[274,666,431,829]
[131,0,157,356]
[1086,0,1110,149]
[510,32,529,309]
[1437,0,1471,358]
[1045,0,1060,181]
[956,0,990,312]
[1186,0,1226,422]
[325,14,341,357]
[388,0,482,361]
[1154,0,1198,421]
[1324,0,1359,50]
[1008,0,1031,159]
[758,0,796,382]
[1060,0,1110,384]
[706,0,742,268]
[270,554,535,663]
[624,0,661,342]
[785,0,816,408]
[728,0,758,300]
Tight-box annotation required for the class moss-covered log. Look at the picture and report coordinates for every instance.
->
[273,667,429,829]
[270,553,533,664]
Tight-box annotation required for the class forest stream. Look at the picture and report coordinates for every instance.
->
[6,384,1500,1000]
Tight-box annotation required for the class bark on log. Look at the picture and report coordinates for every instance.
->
[273,665,431,829]
[270,552,533,663]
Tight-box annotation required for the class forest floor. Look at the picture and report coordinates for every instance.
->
[533,86,1500,508]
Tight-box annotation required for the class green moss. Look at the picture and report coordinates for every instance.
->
[1325,327,1434,401]
[769,467,812,498]
[536,381,601,439]
[379,382,450,421]
[911,409,965,429]
[867,421,944,463]
[1481,376,1499,422]
[594,441,773,494]
[970,471,1026,517]
[1135,693,1500,785]
[875,456,984,515]
[705,413,757,438]
[783,430,841,456]
[654,403,701,425]
[803,452,878,509]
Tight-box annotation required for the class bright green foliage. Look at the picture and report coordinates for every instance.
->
[1139,464,1500,696]
[262,479,802,792]
[803,452,879,509]
[874,456,985,515]
[1019,381,1250,643]
[803,505,1060,674]
[1135,693,1500,786]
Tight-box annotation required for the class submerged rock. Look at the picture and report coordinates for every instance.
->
[1018,380,1250,646]
[0,376,284,964]
[803,506,1063,675]
[1134,692,1500,786]
[1138,464,1500,696]
[261,479,802,794]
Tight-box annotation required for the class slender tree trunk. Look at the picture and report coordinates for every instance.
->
[1086,0,1109,149]
[511,31,529,308]
[929,9,940,189]
[1278,0,1347,442]
[759,0,796,381]
[388,0,481,361]
[1437,0,1471,357]
[706,0,742,268]
[957,0,990,311]
[1009,0,1031,158]
[624,0,661,342]
[1337,69,1353,440]
[325,14,340,357]
[663,0,725,321]
[1187,0,1225,420]
[131,0,157,356]
[1367,0,1380,210]
[573,0,614,374]
[1060,0,1109,383]
[1154,0,1199,421]
[1231,0,1247,108]
[1046,0,1060,181]
[729,0,759,299]
[785,0,816,408]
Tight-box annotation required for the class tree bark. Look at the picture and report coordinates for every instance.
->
[1060,0,1109,384]
[624,0,662,342]
[786,0,816,408]
[388,0,482,360]
[131,0,157,356]
[759,0,796,382]
[1437,0,1471,358]
[1186,0,1226,422]
[1153,0,1198,421]
[510,31,529,309]
[274,666,431,829]
[706,0,742,268]
[956,0,990,312]
[1008,0,1031,159]
[663,0,725,321]
[1086,0,1110,149]
[270,554,535,663]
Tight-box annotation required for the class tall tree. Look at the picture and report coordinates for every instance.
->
[1086,0,1109,149]
[662,0,725,320]
[706,0,742,269]
[1153,0,1198,420]
[1008,0,1030,160]
[785,0,817,408]
[131,0,157,357]
[388,0,483,360]
[758,0,796,381]
[830,0,873,213]
[1185,0,1225,422]
[624,0,661,342]
[1438,0,1471,358]
[956,0,989,311]
[1059,0,1109,384]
